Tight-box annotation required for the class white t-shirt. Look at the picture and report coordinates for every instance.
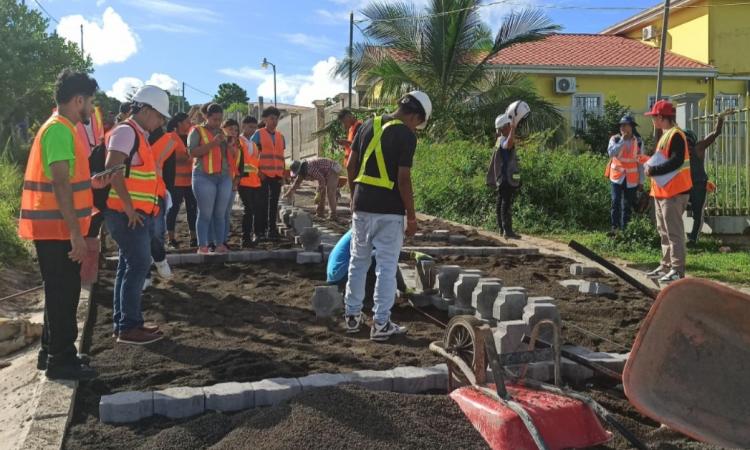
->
[107,121,149,166]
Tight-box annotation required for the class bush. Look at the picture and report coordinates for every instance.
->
[578,96,630,155]
[0,155,28,265]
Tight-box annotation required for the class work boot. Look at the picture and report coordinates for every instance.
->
[45,361,97,381]
[37,350,91,371]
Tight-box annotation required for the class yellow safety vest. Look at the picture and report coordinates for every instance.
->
[354,116,402,189]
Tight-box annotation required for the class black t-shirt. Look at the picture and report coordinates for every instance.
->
[351,115,417,215]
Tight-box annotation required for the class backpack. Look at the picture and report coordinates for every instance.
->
[90,122,140,212]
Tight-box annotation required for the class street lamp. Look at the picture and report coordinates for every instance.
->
[261,57,277,106]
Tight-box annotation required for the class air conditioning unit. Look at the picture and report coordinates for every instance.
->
[555,77,576,94]
[642,25,657,41]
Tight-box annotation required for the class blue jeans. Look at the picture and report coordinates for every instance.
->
[610,182,638,230]
[150,197,167,262]
[105,210,153,333]
[345,211,405,324]
[192,170,233,247]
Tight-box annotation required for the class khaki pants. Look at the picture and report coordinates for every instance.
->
[318,164,342,217]
[654,194,689,274]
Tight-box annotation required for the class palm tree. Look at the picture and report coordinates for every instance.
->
[338,0,564,141]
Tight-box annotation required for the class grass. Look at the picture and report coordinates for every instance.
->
[0,143,30,267]
[539,230,750,286]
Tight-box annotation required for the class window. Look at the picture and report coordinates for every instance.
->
[714,94,741,111]
[647,95,670,110]
[572,94,603,131]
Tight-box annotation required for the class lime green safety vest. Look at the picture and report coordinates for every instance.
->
[354,116,403,189]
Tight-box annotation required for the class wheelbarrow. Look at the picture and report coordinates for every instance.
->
[430,316,646,450]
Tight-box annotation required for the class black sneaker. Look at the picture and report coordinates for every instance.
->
[37,350,91,371]
[45,362,97,381]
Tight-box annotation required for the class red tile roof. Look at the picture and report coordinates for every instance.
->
[488,34,713,70]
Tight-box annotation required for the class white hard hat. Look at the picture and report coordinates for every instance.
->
[495,114,511,129]
[132,85,171,119]
[505,100,530,127]
[404,90,432,130]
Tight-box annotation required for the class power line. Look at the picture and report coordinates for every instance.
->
[183,82,213,98]
[32,0,59,24]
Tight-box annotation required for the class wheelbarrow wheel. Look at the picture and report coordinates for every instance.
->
[444,315,486,391]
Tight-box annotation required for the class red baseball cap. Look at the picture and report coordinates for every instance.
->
[645,100,676,117]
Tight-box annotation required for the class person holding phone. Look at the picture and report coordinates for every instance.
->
[219,118,243,247]
[606,114,644,234]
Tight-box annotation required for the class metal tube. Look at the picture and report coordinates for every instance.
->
[655,0,671,101]
[348,11,354,109]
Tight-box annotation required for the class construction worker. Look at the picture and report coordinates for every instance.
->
[188,103,233,254]
[336,109,362,166]
[164,113,197,249]
[486,114,521,239]
[685,108,734,244]
[220,118,243,248]
[19,70,99,380]
[104,85,169,345]
[252,107,286,241]
[644,100,693,283]
[237,116,262,247]
[284,158,342,220]
[344,91,432,341]
[606,115,644,234]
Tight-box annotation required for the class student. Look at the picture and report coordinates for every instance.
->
[19,69,99,379]
[164,113,197,249]
[252,107,286,241]
[188,103,233,254]
[606,115,644,233]
[486,114,521,239]
[644,100,693,282]
[237,116,262,247]
[336,109,362,166]
[284,157,342,220]
[104,85,169,344]
[344,91,431,341]
[220,118,243,247]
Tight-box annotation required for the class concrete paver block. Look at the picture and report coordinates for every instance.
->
[570,263,602,276]
[472,282,502,322]
[437,265,462,300]
[562,345,629,372]
[528,296,557,305]
[390,365,447,394]
[298,373,355,391]
[522,302,561,342]
[578,281,615,296]
[252,378,302,407]
[501,286,526,293]
[311,285,343,318]
[410,293,434,308]
[272,249,299,261]
[416,260,436,293]
[431,295,451,311]
[204,382,254,412]
[559,279,585,290]
[99,391,154,423]
[432,230,450,239]
[448,235,468,245]
[460,269,483,277]
[348,370,394,391]
[562,358,595,384]
[300,227,322,252]
[153,387,205,419]
[448,305,475,317]
[492,291,528,322]
[454,274,481,308]
[493,320,530,355]
[297,251,323,264]
[291,212,314,235]
[180,253,203,265]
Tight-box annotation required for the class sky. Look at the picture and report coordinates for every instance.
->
[31,0,662,107]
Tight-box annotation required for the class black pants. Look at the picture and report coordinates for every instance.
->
[166,185,197,233]
[35,240,81,366]
[496,184,517,234]
[259,177,282,237]
[688,184,708,242]
[238,186,265,242]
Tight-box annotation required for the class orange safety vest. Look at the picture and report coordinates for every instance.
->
[18,114,93,240]
[76,106,105,150]
[238,138,261,188]
[192,126,223,175]
[605,137,641,187]
[226,138,241,178]
[174,135,192,188]
[107,120,160,215]
[256,128,285,178]
[345,120,362,166]
[650,127,693,199]
[151,131,183,197]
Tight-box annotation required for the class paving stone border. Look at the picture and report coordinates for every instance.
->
[99,364,448,424]
[401,246,539,256]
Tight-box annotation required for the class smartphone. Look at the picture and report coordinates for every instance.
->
[92,163,126,179]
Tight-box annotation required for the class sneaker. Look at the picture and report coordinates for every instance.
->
[659,269,684,283]
[45,362,97,381]
[345,313,364,334]
[154,259,173,279]
[504,231,521,240]
[37,351,91,371]
[142,277,152,291]
[214,244,229,254]
[646,266,668,278]
[117,328,164,345]
[208,243,217,253]
[167,239,180,250]
[197,246,211,255]
[370,320,408,341]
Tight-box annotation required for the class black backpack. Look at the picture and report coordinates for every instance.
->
[89,122,140,212]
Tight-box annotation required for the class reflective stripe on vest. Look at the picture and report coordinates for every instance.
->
[650,127,693,199]
[354,116,401,189]
[106,120,160,215]
[195,126,223,175]
[18,114,93,240]
[257,129,285,177]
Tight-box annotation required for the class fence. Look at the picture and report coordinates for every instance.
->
[689,106,750,216]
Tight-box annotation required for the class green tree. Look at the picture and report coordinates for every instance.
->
[168,93,191,115]
[94,91,121,118]
[213,83,248,108]
[0,1,91,147]
[578,96,631,154]
[225,102,249,116]
[339,0,563,142]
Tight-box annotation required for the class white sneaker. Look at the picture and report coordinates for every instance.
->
[646,266,668,278]
[345,313,364,334]
[142,277,152,291]
[370,320,407,341]
[154,259,173,280]
[659,269,684,283]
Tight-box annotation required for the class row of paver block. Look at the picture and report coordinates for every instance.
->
[560,263,616,296]
[99,364,447,424]
[413,230,469,245]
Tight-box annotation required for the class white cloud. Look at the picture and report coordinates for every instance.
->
[57,7,138,65]
[106,73,180,102]
[219,57,348,107]
[315,8,351,25]
[96,0,106,6]
[126,0,220,22]
[139,23,203,34]
[281,33,336,52]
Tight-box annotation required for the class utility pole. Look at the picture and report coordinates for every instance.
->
[348,11,354,109]
[181,82,186,112]
[655,0,671,101]
[80,24,84,55]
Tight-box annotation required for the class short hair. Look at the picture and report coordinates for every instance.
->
[222,118,239,128]
[242,115,258,125]
[119,102,132,114]
[261,106,281,118]
[258,121,266,129]
[54,69,98,104]
[200,103,210,115]
[397,94,426,122]
[205,103,223,117]
[166,112,189,132]
[337,109,354,120]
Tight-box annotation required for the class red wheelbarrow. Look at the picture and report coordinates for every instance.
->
[430,317,646,450]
